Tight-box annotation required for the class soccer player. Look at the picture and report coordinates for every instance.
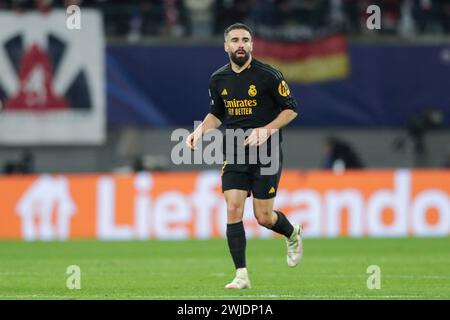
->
[186,23,303,289]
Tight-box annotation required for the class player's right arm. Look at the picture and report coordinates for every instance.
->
[186,77,225,150]
[186,113,222,150]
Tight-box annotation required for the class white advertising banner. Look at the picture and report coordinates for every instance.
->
[0,9,105,144]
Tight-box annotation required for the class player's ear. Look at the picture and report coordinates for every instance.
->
[224,41,229,53]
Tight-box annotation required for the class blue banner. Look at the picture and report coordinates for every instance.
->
[106,43,450,127]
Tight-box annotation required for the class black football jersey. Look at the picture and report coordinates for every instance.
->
[209,58,298,130]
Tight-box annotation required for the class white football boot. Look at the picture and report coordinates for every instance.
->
[225,268,252,289]
[286,224,303,267]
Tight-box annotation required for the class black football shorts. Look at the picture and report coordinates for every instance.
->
[221,146,283,199]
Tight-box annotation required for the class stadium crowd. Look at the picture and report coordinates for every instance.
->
[0,0,449,38]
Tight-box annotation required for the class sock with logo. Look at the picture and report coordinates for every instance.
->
[226,221,246,269]
[270,210,294,238]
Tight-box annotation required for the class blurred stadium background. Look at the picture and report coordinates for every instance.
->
[0,0,449,299]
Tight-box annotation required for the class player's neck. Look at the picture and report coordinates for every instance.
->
[230,56,252,74]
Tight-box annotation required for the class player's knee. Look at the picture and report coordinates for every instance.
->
[227,202,244,217]
[255,212,274,228]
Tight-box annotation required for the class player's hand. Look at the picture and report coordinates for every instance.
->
[186,132,200,150]
[244,128,274,146]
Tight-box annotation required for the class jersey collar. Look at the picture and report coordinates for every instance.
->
[230,57,253,75]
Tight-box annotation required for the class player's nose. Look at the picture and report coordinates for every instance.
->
[237,40,245,47]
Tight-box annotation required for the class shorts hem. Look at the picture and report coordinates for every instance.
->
[252,193,277,200]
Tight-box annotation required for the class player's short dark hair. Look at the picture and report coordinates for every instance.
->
[224,23,253,40]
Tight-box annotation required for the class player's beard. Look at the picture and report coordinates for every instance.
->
[230,49,250,67]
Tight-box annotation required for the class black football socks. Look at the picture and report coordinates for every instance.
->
[270,210,294,238]
[226,221,246,269]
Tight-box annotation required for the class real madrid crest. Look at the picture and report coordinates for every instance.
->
[278,80,290,97]
[248,85,257,97]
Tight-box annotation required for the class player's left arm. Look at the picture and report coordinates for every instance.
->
[245,73,298,146]
[245,109,297,146]
[263,108,298,131]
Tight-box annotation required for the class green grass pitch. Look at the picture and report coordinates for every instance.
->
[0,238,449,300]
